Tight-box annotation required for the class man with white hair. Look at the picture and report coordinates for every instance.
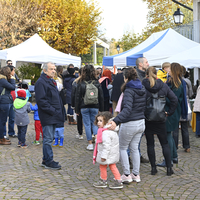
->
[35,62,65,169]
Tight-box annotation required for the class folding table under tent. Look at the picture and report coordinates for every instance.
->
[0,34,81,67]
[103,28,199,67]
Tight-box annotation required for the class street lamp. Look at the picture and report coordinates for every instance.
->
[116,45,120,54]
[173,8,184,25]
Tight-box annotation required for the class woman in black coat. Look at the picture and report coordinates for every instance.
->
[63,67,76,125]
[142,67,178,176]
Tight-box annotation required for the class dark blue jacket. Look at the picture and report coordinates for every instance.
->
[181,79,188,120]
[63,74,76,104]
[113,79,146,125]
[35,73,65,127]
[0,74,15,104]
[30,103,40,121]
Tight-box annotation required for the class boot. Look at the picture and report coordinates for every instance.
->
[167,167,174,176]
[67,116,71,125]
[59,138,64,147]
[70,116,77,125]
[0,138,11,145]
[151,167,158,175]
[140,155,149,163]
[52,138,58,147]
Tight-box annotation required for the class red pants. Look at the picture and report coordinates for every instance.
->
[99,164,121,181]
[35,120,43,141]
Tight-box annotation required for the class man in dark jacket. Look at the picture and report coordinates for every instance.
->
[35,62,64,170]
[136,57,149,81]
[136,57,149,163]
[111,68,124,117]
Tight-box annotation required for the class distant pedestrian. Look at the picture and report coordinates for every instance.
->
[111,68,124,117]
[93,111,123,189]
[75,65,104,151]
[13,89,31,148]
[157,62,171,83]
[30,103,43,145]
[0,66,15,145]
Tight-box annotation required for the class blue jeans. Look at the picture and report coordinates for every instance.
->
[81,108,98,141]
[196,112,200,136]
[67,104,73,116]
[17,125,27,144]
[167,131,178,160]
[43,125,56,165]
[4,104,15,136]
[54,127,64,139]
[0,104,10,139]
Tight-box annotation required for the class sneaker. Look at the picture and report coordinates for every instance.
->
[86,144,93,151]
[9,134,18,138]
[17,141,21,147]
[131,173,141,183]
[41,161,46,167]
[45,161,61,170]
[109,179,123,189]
[93,180,107,188]
[75,135,79,139]
[79,135,83,140]
[20,143,28,148]
[33,140,40,145]
[121,174,132,183]
[41,161,59,167]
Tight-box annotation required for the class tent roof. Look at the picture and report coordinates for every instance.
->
[103,28,199,67]
[162,44,200,68]
[0,34,81,67]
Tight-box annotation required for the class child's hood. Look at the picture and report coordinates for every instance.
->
[104,118,119,132]
[14,98,28,109]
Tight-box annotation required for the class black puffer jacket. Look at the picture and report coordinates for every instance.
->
[113,79,146,125]
[75,79,104,114]
[142,78,178,116]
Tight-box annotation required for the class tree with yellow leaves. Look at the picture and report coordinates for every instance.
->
[0,0,101,56]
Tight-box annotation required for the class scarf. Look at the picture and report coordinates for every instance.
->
[45,74,57,86]
[93,128,108,164]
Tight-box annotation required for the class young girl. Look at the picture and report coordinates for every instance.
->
[93,111,123,189]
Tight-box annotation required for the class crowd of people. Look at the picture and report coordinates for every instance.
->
[0,58,200,189]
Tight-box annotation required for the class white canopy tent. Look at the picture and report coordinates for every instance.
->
[162,44,200,68]
[103,28,199,67]
[0,34,81,67]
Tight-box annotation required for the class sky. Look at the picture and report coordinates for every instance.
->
[93,0,149,40]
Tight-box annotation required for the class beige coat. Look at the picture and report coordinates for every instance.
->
[193,86,200,112]
[96,125,119,165]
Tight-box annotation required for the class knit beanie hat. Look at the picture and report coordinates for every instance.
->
[17,89,26,98]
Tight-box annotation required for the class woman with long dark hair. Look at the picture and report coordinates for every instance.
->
[142,67,177,176]
[75,65,104,150]
[0,66,15,145]
[108,67,146,183]
[157,63,185,167]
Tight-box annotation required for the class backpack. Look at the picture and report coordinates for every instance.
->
[145,92,166,122]
[84,81,98,105]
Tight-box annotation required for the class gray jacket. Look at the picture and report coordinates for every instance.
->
[14,98,31,126]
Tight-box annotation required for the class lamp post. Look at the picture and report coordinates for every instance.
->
[173,8,184,25]
[116,45,120,54]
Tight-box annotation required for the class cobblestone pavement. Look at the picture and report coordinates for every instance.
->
[1,112,200,200]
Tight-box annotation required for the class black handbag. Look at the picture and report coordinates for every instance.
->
[59,88,67,105]
[145,92,166,122]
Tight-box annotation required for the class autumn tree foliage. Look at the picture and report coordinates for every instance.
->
[0,0,101,56]
[117,0,193,53]
[0,0,43,49]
